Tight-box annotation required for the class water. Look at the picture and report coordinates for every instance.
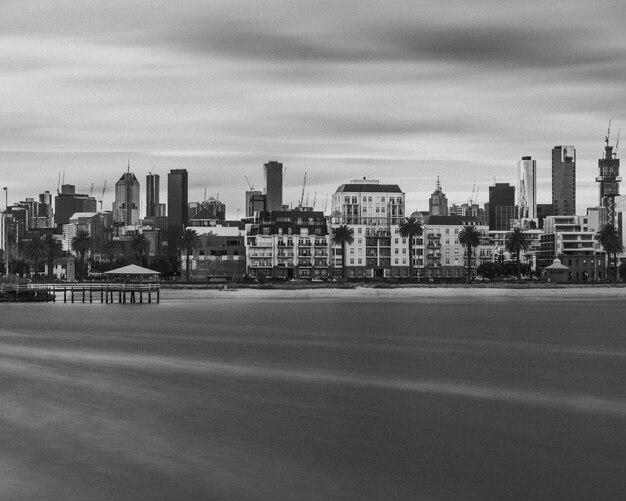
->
[2,291,626,500]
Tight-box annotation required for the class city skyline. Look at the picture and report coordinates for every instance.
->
[1,0,625,216]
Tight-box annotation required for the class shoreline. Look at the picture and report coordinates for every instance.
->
[160,284,626,301]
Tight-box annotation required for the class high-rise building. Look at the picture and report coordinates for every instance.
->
[552,145,576,216]
[246,190,265,217]
[429,177,449,217]
[54,185,97,229]
[596,136,621,226]
[488,183,515,231]
[167,169,189,228]
[113,170,140,226]
[517,156,537,220]
[146,173,160,218]
[264,161,283,212]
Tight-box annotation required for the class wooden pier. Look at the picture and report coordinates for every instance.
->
[0,283,160,304]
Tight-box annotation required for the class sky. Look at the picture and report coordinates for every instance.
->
[2,0,626,218]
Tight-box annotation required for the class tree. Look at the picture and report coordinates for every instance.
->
[42,233,63,280]
[458,225,482,282]
[22,236,47,280]
[505,227,531,279]
[131,234,151,266]
[477,261,498,281]
[102,240,118,265]
[331,225,355,281]
[398,217,423,280]
[71,230,93,280]
[596,224,624,281]
[179,228,202,282]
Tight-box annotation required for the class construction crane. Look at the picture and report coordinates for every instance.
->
[89,183,94,196]
[468,180,478,205]
[606,119,612,147]
[312,192,317,209]
[324,194,329,214]
[98,179,107,212]
[244,175,255,191]
[614,128,621,158]
[299,172,307,207]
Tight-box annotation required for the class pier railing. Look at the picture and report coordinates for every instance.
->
[0,283,160,303]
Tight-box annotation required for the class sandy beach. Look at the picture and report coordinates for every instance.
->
[162,284,626,302]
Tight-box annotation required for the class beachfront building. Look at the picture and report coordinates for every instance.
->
[423,216,490,280]
[181,232,246,282]
[537,215,605,281]
[245,209,330,280]
[329,178,421,279]
[488,228,543,273]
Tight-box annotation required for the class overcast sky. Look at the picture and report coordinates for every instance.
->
[2,0,625,217]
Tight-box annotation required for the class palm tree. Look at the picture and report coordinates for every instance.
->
[596,224,624,281]
[131,234,151,267]
[179,228,202,282]
[331,225,355,281]
[101,240,118,266]
[458,225,481,282]
[398,217,423,281]
[42,233,63,280]
[22,236,47,280]
[505,227,531,279]
[71,230,93,281]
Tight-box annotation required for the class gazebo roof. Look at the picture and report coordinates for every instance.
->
[104,264,161,275]
[545,258,569,270]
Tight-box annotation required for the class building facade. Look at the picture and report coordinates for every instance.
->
[54,185,97,228]
[488,183,515,231]
[423,216,490,279]
[246,210,330,279]
[146,173,160,218]
[429,177,449,217]
[517,156,537,220]
[113,171,140,226]
[552,145,576,216]
[264,161,283,212]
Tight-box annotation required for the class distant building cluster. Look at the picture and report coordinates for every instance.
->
[0,133,623,282]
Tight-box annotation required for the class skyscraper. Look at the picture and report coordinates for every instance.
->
[167,169,188,228]
[113,170,140,225]
[54,185,97,229]
[245,190,264,217]
[596,137,621,226]
[428,177,449,217]
[552,145,576,216]
[264,161,283,212]
[488,183,515,231]
[517,156,537,220]
[146,173,160,218]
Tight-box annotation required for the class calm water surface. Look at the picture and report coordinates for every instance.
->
[2,293,626,500]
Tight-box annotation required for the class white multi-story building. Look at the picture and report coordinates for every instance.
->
[518,156,537,220]
[423,216,489,279]
[330,178,423,279]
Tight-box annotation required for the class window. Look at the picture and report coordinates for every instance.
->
[350,258,354,264]
[350,248,354,254]
[454,229,459,234]
[446,229,450,235]
[394,259,399,264]
[368,196,373,202]
[358,238,362,244]
[395,238,399,244]
[358,228,362,234]
[395,248,399,254]
[358,258,362,264]
[381,197,385,202]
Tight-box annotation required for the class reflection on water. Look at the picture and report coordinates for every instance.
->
[2,296,626,500]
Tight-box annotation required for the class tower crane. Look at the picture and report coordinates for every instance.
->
[468,180,478,205]
[299,172,307,207]
[244,175,255,191]
[98,179,107,212]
